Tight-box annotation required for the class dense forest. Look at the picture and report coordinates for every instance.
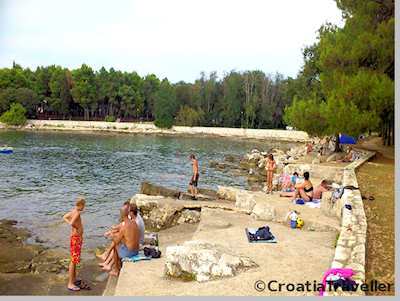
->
[0,0,394,145]
[0,64,292,129]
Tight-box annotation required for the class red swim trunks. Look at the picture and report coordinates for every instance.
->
[70,235,83,264]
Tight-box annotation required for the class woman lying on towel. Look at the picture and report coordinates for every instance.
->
[280,171,313,202]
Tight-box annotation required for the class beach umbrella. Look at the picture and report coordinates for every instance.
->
[338,133,357,144]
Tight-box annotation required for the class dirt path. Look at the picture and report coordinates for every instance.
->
[356,136,395,296]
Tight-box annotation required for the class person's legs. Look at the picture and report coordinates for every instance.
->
[299,189,312,202]
[280,191,296,198]
[98,249,114,267]
[108,248,120,277]
[97,243,113,261]
[68,235,82,290]
[193,175,198,197]
[268,171,273,192]
[291,189,301,201]
[68,261,79,290]
[101,254,115,271]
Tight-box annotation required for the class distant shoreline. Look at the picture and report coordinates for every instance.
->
[0,120,310,143]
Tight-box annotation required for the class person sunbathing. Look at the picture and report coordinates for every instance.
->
[280,172,299,196]
[313,180,330,200]
[280,172,313,202]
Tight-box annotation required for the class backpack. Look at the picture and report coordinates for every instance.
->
[254,226,274,241]
[143,247,161,258]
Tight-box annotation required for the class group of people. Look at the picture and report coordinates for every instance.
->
[263,152,330,202]
[63,198,145,292]
[62,154,200,292]
[279,171,330,202]
[62,152,336,291]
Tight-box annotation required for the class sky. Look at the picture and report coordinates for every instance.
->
[0,0,343,83]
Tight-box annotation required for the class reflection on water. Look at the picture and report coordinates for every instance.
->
[0,130,295,251]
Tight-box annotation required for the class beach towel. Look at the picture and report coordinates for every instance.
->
[245,228,277,243]
[121,250,152,263]
[305,199,321,208]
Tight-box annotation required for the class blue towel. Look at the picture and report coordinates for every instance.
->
[121,251,152,263]
[295,198,305,205]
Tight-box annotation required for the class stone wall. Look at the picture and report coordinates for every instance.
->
[7,120,310,142]
[283,163,344,183]
[323,150,375,296]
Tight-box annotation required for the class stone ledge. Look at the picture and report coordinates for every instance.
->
[327,150,375,296]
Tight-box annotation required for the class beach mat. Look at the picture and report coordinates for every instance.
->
[245,228,277,243]
[121,251,152,263]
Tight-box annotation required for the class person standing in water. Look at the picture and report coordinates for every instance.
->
[189,154,199,200]
[265,154,276,194]
[63,197,85,292]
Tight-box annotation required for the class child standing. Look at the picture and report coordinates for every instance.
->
[265,154,276,194]
[63,197,86,292]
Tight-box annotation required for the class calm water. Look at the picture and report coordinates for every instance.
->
[0,130,295,251]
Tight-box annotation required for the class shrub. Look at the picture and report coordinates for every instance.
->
[0,103,27,126]
[104,115,116,122]
[154,116,174,129]
[176,106,204,126]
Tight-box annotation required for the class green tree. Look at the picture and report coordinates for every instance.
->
[283,98,327,136]
[176,106,204,126]
[143,74,160,119]
[71,64,97,120]
[154,79,177,128]
[220,71,243,127]
[0,103,27,126]
[0,87,38,117]
[284,0,394,145]
[48,67,73,117]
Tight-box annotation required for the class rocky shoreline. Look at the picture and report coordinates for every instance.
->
[0,219,107,295]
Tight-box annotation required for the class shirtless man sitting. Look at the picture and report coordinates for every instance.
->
[313,180,330,200]
[101,206,139,276]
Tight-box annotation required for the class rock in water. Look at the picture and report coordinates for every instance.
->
[140,181,181,199]
[164,240,257,282]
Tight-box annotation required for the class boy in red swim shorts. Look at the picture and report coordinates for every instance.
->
[63,197,85,291]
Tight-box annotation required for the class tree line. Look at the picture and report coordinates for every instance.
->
[0,0,394,145]
[284,0,394,145]
[0,63,293,129]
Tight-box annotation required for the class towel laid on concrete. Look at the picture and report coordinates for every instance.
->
[245,228,277,243]
[121,250,152,263]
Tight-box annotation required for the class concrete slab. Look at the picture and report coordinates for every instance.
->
[113,208,337,296]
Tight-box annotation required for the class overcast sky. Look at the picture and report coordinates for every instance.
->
[0,0,343,83]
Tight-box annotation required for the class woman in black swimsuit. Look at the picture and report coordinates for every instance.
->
[295,171,313,202]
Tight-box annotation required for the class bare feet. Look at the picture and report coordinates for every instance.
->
[109,270,119,277]
[68,285,80,292]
